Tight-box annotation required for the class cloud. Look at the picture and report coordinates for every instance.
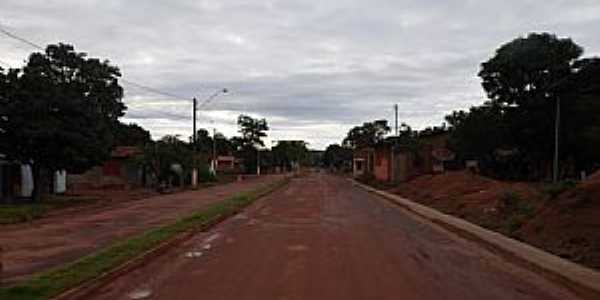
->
[1,0,599,149]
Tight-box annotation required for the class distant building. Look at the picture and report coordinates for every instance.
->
[68,146,146,190]
[352,147,374,178]
[352,131,453,183]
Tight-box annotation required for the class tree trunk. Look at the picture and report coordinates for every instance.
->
[31,163,41,202]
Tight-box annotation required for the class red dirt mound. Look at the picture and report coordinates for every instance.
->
[518,177,600,268]
[387,170,600,270]
[389,171,540,231]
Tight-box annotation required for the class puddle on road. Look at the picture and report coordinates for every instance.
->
[203,233,221,243]
[128,288,152,299]
[287,244,309,252]
[233,213,248,220]
[185,251,203,258]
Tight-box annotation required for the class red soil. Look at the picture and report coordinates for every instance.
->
[389,171,540,231]
[388,170,600,270]
[518,174,600,268]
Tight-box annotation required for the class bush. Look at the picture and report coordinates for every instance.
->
[499,190,535,235]
[542,180,577,200]
[198,165,217,182]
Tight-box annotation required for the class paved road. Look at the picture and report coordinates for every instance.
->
[0,175,282,281]
[87,172,581,300]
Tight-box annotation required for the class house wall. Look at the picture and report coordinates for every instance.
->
[374,146,391,182]
[353,148,374,178]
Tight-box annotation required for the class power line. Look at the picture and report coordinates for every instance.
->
[120,79,189,101]
[0,24,192,101]
[0,27,44,50]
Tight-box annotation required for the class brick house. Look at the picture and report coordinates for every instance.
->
[67,146,146,190]
[354,131,452,183]
[352,147,374,178]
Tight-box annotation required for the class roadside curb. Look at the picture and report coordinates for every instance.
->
[51,177,291,300]
[351,179,600,299]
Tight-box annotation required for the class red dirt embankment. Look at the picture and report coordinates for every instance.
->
[519,173,600,268]
[388,171,600,270]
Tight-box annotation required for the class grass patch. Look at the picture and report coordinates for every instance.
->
[499,190,535,235]
[0,195,99,225]
[542,180,577,200]
[0,178,289,300]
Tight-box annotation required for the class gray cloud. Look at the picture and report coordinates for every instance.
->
[2,0,600,149]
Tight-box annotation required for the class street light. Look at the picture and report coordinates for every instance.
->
[192,88,228,188]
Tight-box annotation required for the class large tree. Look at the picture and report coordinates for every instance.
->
[449,33,600,179]
[114,122,152,146]
[237,114,269,148]
[272,140,308,171]
[343,119,390,148]
[322,144,353,171]
[236,115,269,173]
[0,43,125,200]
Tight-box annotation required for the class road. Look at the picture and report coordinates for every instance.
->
[0,175,282,281]
[87,172,581,300]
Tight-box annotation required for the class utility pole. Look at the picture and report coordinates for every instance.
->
[212,127,217,174]
[257,148,261,176]
[192,98,198,188]
[394,104,399,136]
[191,88,228,187]
[553,96,560,183]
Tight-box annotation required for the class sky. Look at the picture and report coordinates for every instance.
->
[1,0,600,150]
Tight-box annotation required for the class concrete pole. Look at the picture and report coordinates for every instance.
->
[553,96,560,183]
[257,149,261,176]
[192,98,198,188]
[211,127,217,175]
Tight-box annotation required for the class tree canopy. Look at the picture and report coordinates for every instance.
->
[343,119,390,148]
[0,43,126,199]
[237,115,269,148]
[447,33,600,179]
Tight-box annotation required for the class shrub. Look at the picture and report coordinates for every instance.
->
[542,180,577,200]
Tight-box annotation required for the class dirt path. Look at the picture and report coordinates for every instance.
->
[0,175,283,281]
[86,172,581,300]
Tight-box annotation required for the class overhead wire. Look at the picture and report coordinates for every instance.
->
[0,24,192,101]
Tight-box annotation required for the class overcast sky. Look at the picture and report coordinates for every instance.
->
[1,1,599,149]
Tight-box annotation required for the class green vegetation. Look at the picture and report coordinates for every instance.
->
[499,190,535,235]
[0,178,289,300]
[0,196,98,224]
[446,33,600,180]
[0,43,126,201]
[542,180,577,200]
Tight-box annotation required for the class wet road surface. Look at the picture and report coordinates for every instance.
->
[87,172,581,300]
[0,175,281,281]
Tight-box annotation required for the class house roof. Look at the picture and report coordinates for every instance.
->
[111,146,141,158]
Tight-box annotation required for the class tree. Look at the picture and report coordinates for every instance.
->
[192,128,214,154]
[237,115,269,148]
[448,33,600,179]
[142,135,194,188]
[322,144,353,171]
[0,43,125,200]
[343,119,390,148]
[114,122,152,146]
[272,140,309,171]
[478,33,584,178]
[236,115,269,173]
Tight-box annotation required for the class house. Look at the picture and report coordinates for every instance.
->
[352,131,453,183]
[215,155,244,172]
[68,146,145,190]
[352,147,374,178]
